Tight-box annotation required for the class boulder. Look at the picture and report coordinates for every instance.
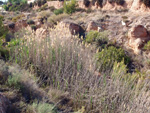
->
[128,25,150,54]
[60,20,85,37]
[0,93,10,113]
[86,21,98,32]
[86,21,104,32]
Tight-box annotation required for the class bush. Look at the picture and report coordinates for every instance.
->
[54,8,64,15]
[64,0,76,14]
[144,40,150,51]
[7,74,22,90]
[31,102,56,113]
[38,10,52,19]
[27,20,35,25]
[0,16,7,38]
[39,3,48,11]
[96,46,130,74]
[49,6,56,12]
[31,25,37,31]
[85,30,108,47]
[12,14,24,22]
[85,30,100,43]
[47,13,69,25]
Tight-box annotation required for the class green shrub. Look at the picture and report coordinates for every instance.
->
[27,20,35,25]
[54,8,64,15]
[96,46,130,74]
[12,14,25,22]
[85,30,108,47]
[31,25,37,31]
[49,6,56,11]
[64,0,76,14]
[39,3,48,11]
[86,30,100,43]
[144,40,150,51]
[0,46,9,59]
[0,16,7,38]
[7,74,22,90]
[7,39,21,47]
[31,102,56,113]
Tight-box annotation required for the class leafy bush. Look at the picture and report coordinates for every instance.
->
[12,14,25,22]
[144,40,150,51]
[54,8,64,15]
[7,74,22,90]
[7,38,21,47]
[39,3,48,11]
[64,0,76,14]
[96,46,130,74]
[31,25,37,31]
[27,20,35,25]
[49,6,56,12]
[0,16,7,38]
[31,102,56,113]
[85,30,100,43]
[85,30,108,47]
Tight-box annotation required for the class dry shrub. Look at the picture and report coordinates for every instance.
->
[9,24,150,112]
[47,13,69,25]
[37,10,53,19]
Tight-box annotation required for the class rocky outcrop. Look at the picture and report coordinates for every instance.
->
[0,94,10,113]
[128,25,150,54]
[86,21,104,32]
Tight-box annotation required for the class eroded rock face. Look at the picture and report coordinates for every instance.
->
[128,25,150,54]
[0,94,10,113]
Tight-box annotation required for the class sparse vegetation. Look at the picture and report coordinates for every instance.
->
[47,13,69,25]
[1,0,150,112]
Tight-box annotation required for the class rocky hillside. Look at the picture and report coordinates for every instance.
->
[1,0,150,113]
